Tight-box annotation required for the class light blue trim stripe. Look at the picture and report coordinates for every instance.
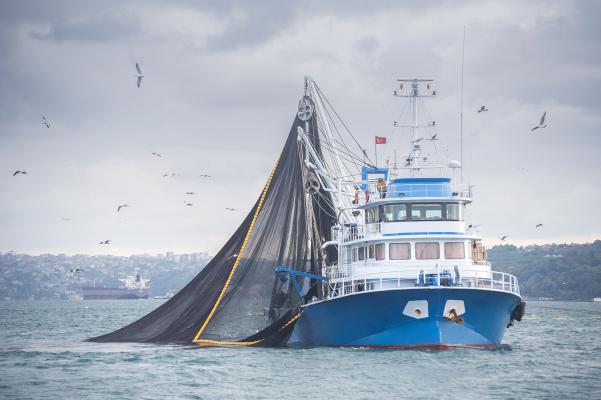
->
[382,232,464,236]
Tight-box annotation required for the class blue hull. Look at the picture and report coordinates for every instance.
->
[288,288,521,348]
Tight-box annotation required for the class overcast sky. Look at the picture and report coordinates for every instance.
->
[0,0,599,256]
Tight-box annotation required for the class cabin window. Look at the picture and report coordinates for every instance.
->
[411,204,443,221]
[445,203,463,221]
[381,204,407,222]
[352,248,357,262]
[366,207,379,223]
[368,245,375,259]
[375,243,386,260]
[415,242,440,259]
[358,246,365,261]
[444,242,465,259]
[389,243,411,260]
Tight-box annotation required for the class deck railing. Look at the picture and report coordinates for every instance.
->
[324,268,520,298]
[355,182,473,204]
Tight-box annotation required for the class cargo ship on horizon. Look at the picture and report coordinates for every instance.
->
[82,270,150,300]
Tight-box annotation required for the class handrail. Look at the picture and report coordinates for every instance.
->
[324,268,520,298]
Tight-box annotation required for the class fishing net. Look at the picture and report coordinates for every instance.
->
[89,111,336,345]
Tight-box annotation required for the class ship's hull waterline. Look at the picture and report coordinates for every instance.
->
[289,288,521,348]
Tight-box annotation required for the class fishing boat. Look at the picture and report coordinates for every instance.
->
[90,77,525,348]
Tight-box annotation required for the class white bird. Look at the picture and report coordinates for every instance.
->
[184,201,193,207]
[531,111,547,131]
[477,105,488,113]
[135,63,144,88]
[117,204,129,213]
[12,170,27,176]
[198,174,212,178]
[41,116,50,128]
[162,173,177,178]
[225,207,237,211]
[151,152,162,158]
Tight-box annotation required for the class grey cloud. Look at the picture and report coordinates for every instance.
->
[30,13,140,42]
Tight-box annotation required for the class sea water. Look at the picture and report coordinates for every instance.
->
[0,300,599,399]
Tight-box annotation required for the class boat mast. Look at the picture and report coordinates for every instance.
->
[394,79,434,176]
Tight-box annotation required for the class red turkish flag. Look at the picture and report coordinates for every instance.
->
[375,136,387,144]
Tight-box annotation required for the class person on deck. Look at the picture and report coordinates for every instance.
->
[376,178,387,199]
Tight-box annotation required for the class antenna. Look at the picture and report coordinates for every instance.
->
[460,26,466,183]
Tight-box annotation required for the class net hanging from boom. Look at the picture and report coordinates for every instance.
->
[88,109,336,346]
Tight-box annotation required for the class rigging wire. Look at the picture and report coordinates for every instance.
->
[313,83,374,166]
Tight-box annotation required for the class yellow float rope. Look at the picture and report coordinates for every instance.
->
[193,155,283,346]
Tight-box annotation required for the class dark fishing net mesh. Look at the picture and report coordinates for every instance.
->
[88,112,336,345]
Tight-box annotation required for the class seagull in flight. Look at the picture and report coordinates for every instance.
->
[41,115,50,128]
[531,111,547,131]
[467,223,480,229]
[500,235,508,241]
[225,207,237,211]
[198,174,212,178]
[12,170,27,176]
[99,240,111,245]
[117,204,129,213]
[536,223,543,228]
[61,217,72,221]
[184,201,193,207]
[477,105,488,113]
[135,63,144,88]
[151,152,162,158]
[186,192,195,195]
[70,268,81,273]
[163,173,177,178]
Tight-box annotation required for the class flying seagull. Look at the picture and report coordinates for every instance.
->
[186,192,195,195]
[184,201,193,207]
[198,174,212,178]
[429,133,438,141]
[12,170,27,176]
[70,268,81,273]
[500,235,508,241]
[225,207,237,211]
[477,105,488,113]
[163,173,177,178]
[536,223,543,228]
[467,223,480,229]
[135,63,144,88]
[61,217,72,221]
[531,111,547,131]
[41,115,50,128]
[151,152,162,158]
[99,240,111,245]
[117,204,129,213]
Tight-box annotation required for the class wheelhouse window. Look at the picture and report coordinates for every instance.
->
[358,246,365,261]
[389,243,411,260]
[375,243,385,260]
[366,207,379,224]
[415,242,440,259]
[444,242,465,259]
[411,204,443,221]
[381,204,407,222]
[445,203,463,221]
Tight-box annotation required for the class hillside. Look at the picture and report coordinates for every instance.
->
[488,241,601,301]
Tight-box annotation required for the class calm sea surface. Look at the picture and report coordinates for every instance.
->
[0,300,599,400]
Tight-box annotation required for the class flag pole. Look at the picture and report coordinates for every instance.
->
[374,137,377,167]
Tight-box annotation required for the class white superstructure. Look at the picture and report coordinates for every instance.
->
[297,77,519,299]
